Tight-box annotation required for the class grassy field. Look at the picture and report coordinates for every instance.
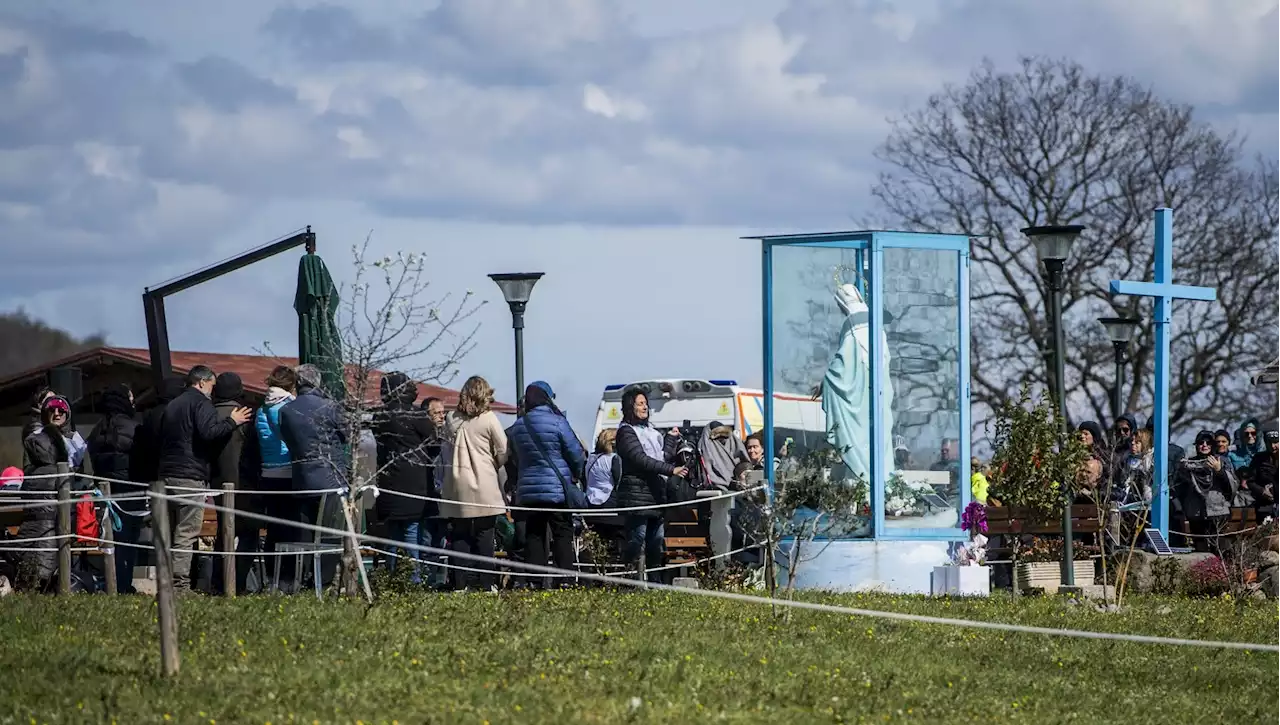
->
[0,590,1275,724]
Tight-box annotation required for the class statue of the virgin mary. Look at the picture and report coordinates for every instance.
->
[821,270,894,484]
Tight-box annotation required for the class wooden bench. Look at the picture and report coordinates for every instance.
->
[985,504,1103,536]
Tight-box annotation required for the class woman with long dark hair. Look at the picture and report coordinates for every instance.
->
[614,387,688,582]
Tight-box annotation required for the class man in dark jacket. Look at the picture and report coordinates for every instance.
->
[276,364,347,590]
[208,372,259,595]
[157,366,251,591]
[86,384,140,593]
[372,372,435,584]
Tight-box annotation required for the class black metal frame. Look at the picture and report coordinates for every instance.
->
[142,227,315,385]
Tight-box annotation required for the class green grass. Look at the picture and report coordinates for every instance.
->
[0,590,1275,724]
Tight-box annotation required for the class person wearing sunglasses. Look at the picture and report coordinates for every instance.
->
[1174,431,1237,554]
[6,397,78,589]
[1227,419,1265,472]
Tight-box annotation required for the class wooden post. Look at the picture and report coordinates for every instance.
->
[150,479,180,676]
[221,482,236,598]
[102,480,117,596]
[56,463,72,595]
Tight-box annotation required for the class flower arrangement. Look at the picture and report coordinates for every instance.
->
[952,501,989,566]
[960,501,987,535]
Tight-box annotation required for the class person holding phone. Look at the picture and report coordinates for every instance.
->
[614,387,687,582]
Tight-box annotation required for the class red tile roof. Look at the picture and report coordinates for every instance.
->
[0,346,514,413]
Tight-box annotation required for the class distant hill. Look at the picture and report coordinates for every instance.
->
[0,309,107,379]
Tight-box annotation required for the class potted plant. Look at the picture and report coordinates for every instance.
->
[986,385,1089,592]
[1016,537,1098,591]
[931,501,991,597]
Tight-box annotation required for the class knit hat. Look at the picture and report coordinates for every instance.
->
[212,372,244,404]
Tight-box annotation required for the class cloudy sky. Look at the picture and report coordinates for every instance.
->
[1,0,1276,433]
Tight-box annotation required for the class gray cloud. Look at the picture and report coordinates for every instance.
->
[265,1,646,87]
[0,0,1274,303]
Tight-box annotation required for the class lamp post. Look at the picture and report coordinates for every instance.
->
[1023,224,1085,590]
[1098,316,1141,423]
[489,272,544,407]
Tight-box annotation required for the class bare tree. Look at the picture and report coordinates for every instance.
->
[871,56,1279,440]
[266,236,483,597]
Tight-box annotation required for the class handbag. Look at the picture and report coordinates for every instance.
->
[520,418,590,510]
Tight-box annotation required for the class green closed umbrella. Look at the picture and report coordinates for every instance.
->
[295,252,345,399]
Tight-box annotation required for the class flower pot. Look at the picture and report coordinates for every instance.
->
[931,565,990,597]
[1017,561,1094,591]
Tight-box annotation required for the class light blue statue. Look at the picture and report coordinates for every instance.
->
[821,277,894,484]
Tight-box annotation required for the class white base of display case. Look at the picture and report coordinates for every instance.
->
[930,565,990,597]
[776,540,953,593]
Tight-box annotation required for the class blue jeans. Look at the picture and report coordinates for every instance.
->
[623,515,665,582]
[387,519,449,585]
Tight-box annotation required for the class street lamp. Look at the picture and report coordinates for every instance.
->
[489,272,544,407]
[1023,223,1085,591]
[1098,316,1141,423]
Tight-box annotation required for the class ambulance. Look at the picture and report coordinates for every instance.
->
[590,379,827,454]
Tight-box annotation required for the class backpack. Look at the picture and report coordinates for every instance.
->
[75,494,98,543]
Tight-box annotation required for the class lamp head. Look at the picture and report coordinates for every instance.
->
[1098,316,1141,345]
[488,273,544,306]
[1022,224,1084,263]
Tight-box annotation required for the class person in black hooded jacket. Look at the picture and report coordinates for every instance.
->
[86,384,140,593]
[1245,426,1277,521]
[208,372,259,595]
[128,376,186,486]
[614,387,688,582]
[372,372,437,584]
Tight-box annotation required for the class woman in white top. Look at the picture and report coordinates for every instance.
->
[439,376,509,591]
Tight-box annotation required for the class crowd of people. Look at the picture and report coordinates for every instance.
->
[3,364,750,594]
[1069,414,1277,550]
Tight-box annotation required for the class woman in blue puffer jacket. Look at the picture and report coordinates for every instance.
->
[506,381,586,582]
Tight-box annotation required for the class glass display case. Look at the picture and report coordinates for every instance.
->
[752,230,971,541]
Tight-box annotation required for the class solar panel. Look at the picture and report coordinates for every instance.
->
[920,493,951,510]
[1144,528,1173,555]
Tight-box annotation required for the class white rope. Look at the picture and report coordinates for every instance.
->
[1171,525,1263,539]
[70,535,343,557]
[605,543,765,577]
[0,533,73,544]
[150,492,1280,653]
[361,484,764,515]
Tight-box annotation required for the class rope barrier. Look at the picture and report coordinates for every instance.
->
[145,491,1280,653]
[361,484,765,515]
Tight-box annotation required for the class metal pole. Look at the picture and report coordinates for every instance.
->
[56,463,72,595]
[102,480,117,595]
[1048,265,1074,588]
[511,302,526,405]
[221,482,236,598]
[150,479,180,676]
[1111,342,1125,423]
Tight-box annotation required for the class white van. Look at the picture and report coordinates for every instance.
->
[590,379,827,455]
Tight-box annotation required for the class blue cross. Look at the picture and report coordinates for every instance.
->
[1109,208,1216,537]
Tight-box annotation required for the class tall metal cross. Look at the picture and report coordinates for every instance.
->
[1109,208,1216,536]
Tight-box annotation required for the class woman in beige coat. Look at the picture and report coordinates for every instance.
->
[440,376,509,591]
